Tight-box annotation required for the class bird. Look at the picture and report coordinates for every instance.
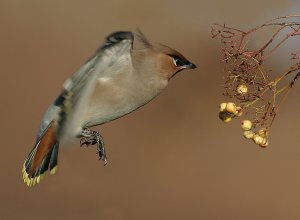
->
[22,30,197,186]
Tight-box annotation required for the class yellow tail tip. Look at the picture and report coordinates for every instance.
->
[50,166,58,175]
[22,163,58,187]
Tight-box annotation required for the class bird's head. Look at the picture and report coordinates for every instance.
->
[155,44,197,79]
[135,30,197,79]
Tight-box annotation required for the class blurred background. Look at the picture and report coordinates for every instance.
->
[1,0,300,219]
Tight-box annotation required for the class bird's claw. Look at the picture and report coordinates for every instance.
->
[80,137,96,147]
[80,137,88,147]
[95,134,107,165]
[79,129,107,165]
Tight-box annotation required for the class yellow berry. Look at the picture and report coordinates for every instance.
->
[226,102,236,114]
[237,84,248,94]
[219,103,227,112]
[253,134,264,145]
[241,120,252,131]
[224,117,232,123]
[234,106,243,117]
[258,128,268,138]
[219,112,232,123]
[260,139,269,148]
[243,130,254,139]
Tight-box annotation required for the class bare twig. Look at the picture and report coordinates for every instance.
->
[213,15,300,147]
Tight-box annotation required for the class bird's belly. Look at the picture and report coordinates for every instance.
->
[83,77,166,127]
[85,98,142,127]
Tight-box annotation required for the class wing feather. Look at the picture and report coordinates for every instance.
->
[57,32,133,143]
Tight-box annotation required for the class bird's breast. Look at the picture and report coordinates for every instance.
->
[83,72,168,127]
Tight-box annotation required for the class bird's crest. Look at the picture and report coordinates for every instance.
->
[135,28,152,48]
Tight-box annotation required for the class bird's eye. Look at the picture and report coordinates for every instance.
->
[172,56,185,67]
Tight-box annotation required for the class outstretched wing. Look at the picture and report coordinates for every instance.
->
[57,31,134,143]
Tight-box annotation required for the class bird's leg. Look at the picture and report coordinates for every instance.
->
[79,128,107,165]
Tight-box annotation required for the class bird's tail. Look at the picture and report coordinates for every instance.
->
[22,120,59,187]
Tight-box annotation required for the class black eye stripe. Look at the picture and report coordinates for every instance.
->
[171,55,185,66]
[176,59,185,66]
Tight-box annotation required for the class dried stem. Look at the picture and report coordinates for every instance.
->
[212,15,300,144]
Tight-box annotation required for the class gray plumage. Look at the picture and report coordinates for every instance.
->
[22,30,196,186]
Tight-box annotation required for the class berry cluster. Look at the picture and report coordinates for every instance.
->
[213,15,300,147]
[219,101,269,148]
[219,102,242,123]
[241,120,269,148]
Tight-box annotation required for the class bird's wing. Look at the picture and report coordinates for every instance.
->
[57,31,134,143]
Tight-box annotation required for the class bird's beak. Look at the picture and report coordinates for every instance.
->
[183,62,197,69]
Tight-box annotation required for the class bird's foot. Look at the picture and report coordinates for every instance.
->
[79,129,107,165]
